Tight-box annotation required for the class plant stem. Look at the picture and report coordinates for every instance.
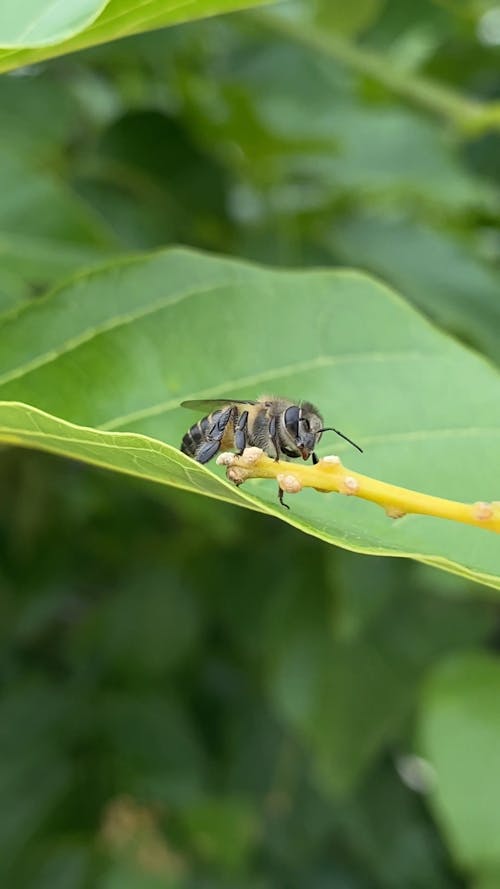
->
[256,10,500,136]
[217,448,500,533]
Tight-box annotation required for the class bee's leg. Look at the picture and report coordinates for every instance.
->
[278,486,290,510]
[234,410,249,454]
[312,452,319,465]
[196,406,233,463]
[268,416,281,462]
[196,439,223,463]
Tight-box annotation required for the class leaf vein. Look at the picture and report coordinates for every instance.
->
[99,350,448,430]
[85,0,194,37]
[0,281,235,387]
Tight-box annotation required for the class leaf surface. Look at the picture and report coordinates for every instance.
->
[0,248,499,589]
[0,0,271,70]
[420,655,500,871]
[0,0,106,48]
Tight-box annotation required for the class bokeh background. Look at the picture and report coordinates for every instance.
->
[2,1,500,886]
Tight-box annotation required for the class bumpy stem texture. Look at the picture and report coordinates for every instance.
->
[217,448,500,534]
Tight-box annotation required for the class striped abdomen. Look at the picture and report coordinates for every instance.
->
[181,408,237,464]
[181,413,213,458]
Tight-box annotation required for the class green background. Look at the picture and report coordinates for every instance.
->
[2,0,500,886]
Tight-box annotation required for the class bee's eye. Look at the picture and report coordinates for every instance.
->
[284,405,300,438]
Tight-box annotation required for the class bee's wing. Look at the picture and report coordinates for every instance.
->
[180,398,260,412]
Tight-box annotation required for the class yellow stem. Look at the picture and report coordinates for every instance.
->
[218,449,500,534]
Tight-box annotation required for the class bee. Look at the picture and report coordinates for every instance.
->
[180,396,362,506]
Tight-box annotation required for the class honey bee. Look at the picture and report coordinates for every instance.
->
[180,396,362,504]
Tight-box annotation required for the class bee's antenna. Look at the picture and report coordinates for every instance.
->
[318,428,363,453]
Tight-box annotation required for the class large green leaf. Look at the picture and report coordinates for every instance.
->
[0,0,272,71]
[0,248,499,589]
[419,655,500,877]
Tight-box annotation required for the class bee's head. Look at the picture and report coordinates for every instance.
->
[283,402,324,460]
[282,401,363,460]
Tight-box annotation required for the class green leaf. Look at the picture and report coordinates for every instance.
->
[264,567,492,794]
[0,0,107,48]
[0,248,499,589]
[97,691,206,804]
[174,31,495,218]
[0,0,272,72]
[0,682,76,865]
[68,567,201,679]
[330,212,500,366]
[0,74,120,299]
[419,655,500,874]
[179,797,258,872]
[312,0,383,37]
[24,844,91,889]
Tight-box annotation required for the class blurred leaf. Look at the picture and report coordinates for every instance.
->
[265,577,491,794]
[267,107,495,214]
[0,74,119,299]
[75,110,230,250]
[312,0,383,36]
[0,147,114,247]
[101,865,184,889]
[365,0,452,50]
[411,561,483,601]
[0,75,83,157]
[23,844,92,889]
[180,797,258,872]
[68,568,200,679]
[336,760,460,889]
[0,267,30,314]
[330,212,500,365]
[328,548,396,641]
[0,682,76,865]
[0,136,118,298]
[270,633,412,794]
[419,654,500,873]
[0,232,116,301]
[0,749,71,862]
[0,250,499,587]
[0,680,67,737]
[176,35,496,218]
[98,692,206,804]
[474,872,500,889]
[0,0,273,72]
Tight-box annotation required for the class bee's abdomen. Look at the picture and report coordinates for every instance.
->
[180,415,211,458]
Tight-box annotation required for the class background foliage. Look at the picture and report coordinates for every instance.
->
[2,0,500,886]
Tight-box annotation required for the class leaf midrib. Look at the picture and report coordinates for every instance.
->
[0,281,231,386]
[13,0,108,46]
[0,266,442,390]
